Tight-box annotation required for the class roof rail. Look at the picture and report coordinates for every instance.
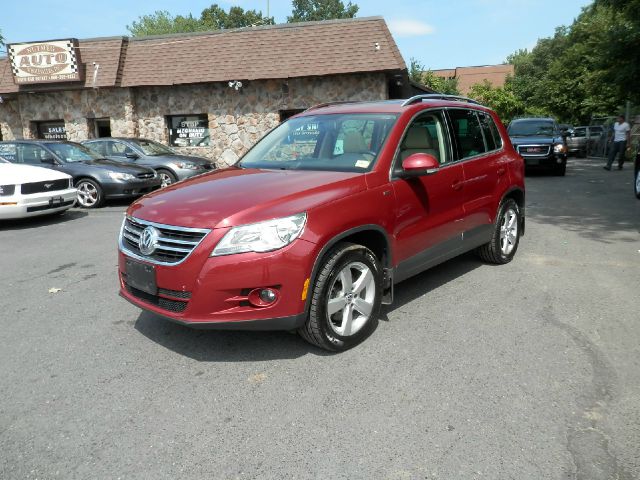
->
[401,94,481,107]
[304,100,360,112]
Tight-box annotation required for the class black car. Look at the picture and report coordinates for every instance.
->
[508,117,568,175]
[82,138,214,187]
[0,140,161,208]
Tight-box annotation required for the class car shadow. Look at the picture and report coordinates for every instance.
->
[134,312,333,361]
[134,252,483,361]
[0,209,88,231]
[381,251,482,319]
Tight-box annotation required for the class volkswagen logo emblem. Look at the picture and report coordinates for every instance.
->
[138,226,159,255]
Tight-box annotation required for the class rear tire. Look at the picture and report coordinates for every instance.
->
[298,242,382,352]
[476,199,521,265]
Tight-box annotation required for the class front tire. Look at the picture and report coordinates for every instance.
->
[476,199,521,264]
[75,179,104,208]
[157,169,177,188]
[299,242,382,352]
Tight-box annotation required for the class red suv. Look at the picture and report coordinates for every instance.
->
[119,95,525,351]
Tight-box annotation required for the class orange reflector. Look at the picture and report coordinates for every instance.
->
[301,278,310,301]
[0,202,18,206]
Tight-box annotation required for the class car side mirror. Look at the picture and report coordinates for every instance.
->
[125,152,139,159]
[399,153,439,178]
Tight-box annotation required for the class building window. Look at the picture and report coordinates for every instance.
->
[279,109,304,122]
[94,118,111,138]
[36,120,67,140]
[167,114,210,147]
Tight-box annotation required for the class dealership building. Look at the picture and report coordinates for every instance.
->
[0,17,424,166]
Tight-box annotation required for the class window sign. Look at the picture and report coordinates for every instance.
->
[37,121,67,140]
[168,115,210,147]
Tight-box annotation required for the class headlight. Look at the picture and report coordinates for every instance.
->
[108,172,136,181]
[174,161,198,170]
[553,143,566,154]
[211,213,307,256]
[0,184,16,196]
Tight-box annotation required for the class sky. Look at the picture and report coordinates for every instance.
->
[1,0,593,70]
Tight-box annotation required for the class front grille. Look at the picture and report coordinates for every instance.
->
[26,200,74,212]
[120,216,210,265]
[21,178,70,194]
[137,172,156,179]
[158,288,192,299]
[124,282,189,313]
[517,145,551,156]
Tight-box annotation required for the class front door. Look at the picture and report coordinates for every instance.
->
[391,110,466,282]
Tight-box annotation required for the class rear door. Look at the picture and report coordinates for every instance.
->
[391,110,467,281]
[447,108,507,246]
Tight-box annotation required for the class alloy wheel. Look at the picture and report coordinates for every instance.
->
[159,172,173,188]
[77,181,99,207]
[326,261,376,337]
[499,207,518,255]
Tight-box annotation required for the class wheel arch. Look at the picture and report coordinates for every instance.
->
[303,225,392,314]
[501,187,526,235]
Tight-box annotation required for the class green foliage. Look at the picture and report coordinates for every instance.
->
[127,5,274,37]
[287,0,358,23]
[505,2,639,124]
[468,80,525,123]
[408,57,460,95]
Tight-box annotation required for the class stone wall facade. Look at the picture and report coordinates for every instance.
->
[0,72,388,167]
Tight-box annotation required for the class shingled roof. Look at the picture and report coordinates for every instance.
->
[0,17,406,94]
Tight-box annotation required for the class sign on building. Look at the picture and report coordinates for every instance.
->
[8,39,82,85]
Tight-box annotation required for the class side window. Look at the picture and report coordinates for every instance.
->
[397,110,449,169]
[0,143,17,162]
[108,141,134,157]
[16,144,53,165]
[448,109,487,159]
[478,112,503,151]
[86,141,107,156]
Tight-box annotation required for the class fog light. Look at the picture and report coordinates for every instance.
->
[247,287,279,307]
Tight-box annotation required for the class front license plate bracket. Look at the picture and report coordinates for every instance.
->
[125,259,157,295]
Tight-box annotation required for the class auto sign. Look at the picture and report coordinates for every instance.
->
[8,39,82,84]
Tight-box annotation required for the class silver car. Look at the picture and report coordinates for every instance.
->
[82,138,215,187]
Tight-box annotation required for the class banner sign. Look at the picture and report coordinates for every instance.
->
[8,39,82,84]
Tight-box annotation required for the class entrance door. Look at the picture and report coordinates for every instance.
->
[94,118,111,138]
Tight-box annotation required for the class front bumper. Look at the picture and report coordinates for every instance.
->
[521,153,566,169]
[118,234,318,330]
[102,179,162,199]
[0,188,77,220]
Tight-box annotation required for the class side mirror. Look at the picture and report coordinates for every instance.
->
[399,153,439,178]
[125,152,139,159]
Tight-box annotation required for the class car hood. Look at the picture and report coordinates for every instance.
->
[0,163,72,184]
[509,135,561,146]
[79,158,155,174]
[128,167,367,229]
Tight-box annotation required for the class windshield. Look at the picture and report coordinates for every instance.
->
[239,113,398,172]
[133,139,175,156]
[45,142,102,162]
[508,120,557,136]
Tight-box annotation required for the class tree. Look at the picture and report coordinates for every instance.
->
[468,80,526,123]
[287,0,358,23]
[408,58,459,95]
[127,4,273,37]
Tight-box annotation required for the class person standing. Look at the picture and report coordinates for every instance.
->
[604,115,631,170]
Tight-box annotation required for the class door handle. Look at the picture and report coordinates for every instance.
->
[451,180,463,191]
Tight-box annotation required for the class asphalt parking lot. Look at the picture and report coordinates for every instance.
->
[1,157,639,480]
